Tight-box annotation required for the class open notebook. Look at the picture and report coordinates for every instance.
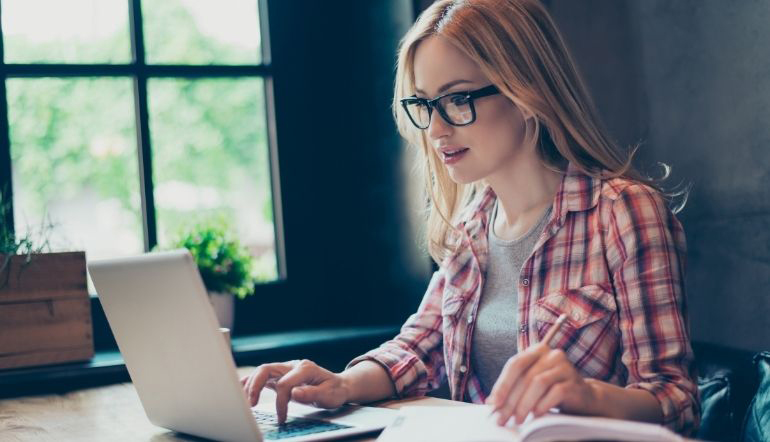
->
[376,404,684,442]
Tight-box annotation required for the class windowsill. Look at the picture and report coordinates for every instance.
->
[0,325,399,399]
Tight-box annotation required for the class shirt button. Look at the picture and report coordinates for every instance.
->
[572,312,582,321]
[521,278,529,286]
[519,323,527,334]
[459,365,467,373]
[467,313,474,324]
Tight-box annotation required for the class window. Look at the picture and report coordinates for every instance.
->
[0,0,283,287]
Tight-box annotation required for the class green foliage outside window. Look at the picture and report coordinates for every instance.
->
[6,0,277,282]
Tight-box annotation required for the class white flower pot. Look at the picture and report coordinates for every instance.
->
[208,291,235,330]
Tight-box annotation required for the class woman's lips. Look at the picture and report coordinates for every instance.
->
[440,147,470,165]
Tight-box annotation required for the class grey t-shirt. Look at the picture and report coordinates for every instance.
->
[470,201,552,395]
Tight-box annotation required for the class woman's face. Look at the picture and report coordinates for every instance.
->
[412,36,532,184]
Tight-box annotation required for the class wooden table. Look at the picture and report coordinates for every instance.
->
[0,367,463,441]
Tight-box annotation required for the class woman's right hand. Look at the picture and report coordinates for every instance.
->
[240,359,350,424]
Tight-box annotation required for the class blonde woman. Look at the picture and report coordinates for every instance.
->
[242,0,699,435]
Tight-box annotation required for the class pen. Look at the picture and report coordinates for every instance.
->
[488,313,568,419]
[541,313,568,348]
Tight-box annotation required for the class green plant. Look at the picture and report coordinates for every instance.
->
[0,198,54,287]
[171,219,258,299]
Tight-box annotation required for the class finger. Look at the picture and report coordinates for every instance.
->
[494,349,562,425]
[513,366,568,424]
[274,360,324,424]
[541,314,568,347]
[291,384,327,407]
[293,383,346,409]
[265,378,279,391]
[245,363,294,407]
[532,382,570,417]
[487,345,548,408]
[290,385,315,405]
[246,366,280,406]
[245,371,261,405]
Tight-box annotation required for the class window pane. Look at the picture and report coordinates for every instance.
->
[142,0,262,65]
[148,78,277,282]
[2,0,131,64]
[8,78,143,262]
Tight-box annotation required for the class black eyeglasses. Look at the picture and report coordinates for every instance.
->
[400,85,500,130]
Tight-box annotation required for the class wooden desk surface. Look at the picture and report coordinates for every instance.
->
[0,367,463,442]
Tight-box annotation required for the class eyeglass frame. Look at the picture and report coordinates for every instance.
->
[400,84,501,130]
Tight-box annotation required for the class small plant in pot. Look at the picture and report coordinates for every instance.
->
[0,204,93,370]
[171,219,258,330]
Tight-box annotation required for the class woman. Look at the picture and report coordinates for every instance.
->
[241,0,699,435]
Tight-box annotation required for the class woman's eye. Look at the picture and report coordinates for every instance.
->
[450,95,469,106]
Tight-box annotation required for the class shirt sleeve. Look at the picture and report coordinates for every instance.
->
[604,183,700,435]
[346,268,447,398]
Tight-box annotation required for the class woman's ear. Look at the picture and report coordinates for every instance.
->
[515,104,538,148]
[507,98,539,148]
[523,116,539,149]
[518,105,536,121]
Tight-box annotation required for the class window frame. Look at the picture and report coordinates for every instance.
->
[0,0,288,347]
[0,0,428,353]
[0,0,286,289]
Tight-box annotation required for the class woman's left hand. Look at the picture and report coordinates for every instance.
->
[485,342,599,426]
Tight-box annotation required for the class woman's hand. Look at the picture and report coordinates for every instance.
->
[485,343,598,426]
[240,359,350,424]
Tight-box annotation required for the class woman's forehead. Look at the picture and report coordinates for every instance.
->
[413,36,486,95]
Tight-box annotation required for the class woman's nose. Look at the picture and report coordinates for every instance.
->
[427,111,453,140]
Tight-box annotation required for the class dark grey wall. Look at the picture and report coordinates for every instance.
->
[233,0,431,335]
[548,0,770,352]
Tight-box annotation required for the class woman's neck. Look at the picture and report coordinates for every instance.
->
[486,157,563,240]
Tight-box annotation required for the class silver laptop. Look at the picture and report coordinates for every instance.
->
[88,249,396,442]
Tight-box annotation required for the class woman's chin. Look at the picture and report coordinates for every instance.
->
[447,170,480,185]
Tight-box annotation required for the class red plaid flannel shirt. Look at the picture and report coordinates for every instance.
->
[348,163,700,435]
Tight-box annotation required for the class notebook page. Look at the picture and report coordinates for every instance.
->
[377,405,685,442]
[519,414,684,442]
[376,404,518,442]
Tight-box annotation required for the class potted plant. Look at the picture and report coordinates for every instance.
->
[0,205,93,370]
[171,219,258,330]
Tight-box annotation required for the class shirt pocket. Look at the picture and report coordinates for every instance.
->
[533,284,618,368]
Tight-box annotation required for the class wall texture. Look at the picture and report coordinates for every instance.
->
[234,0,431,334]
[549,0,770,352]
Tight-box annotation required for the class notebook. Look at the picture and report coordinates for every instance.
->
[376,404,684,442]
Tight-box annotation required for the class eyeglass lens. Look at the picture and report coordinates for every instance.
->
[405,94,473,128]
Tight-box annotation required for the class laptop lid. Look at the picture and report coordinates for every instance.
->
[89,250,262,442]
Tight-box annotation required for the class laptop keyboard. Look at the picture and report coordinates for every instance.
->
[252,409,352,440]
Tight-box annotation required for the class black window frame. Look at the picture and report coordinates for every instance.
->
[0,0,430,355]
[0,0,286,285]
[0,0,289,346]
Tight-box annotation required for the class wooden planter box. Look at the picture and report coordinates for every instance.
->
[0,251,94,370]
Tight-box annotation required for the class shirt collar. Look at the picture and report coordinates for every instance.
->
[553,162,602,217]
[461,162,601,238]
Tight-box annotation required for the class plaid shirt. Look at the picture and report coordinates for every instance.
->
[348,163,700,435]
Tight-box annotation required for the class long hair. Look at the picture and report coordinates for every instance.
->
[394,0,676,265]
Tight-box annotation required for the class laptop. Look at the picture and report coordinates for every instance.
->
[88,249,396,442]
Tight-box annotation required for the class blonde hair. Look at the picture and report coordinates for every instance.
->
[394,0,663,264]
